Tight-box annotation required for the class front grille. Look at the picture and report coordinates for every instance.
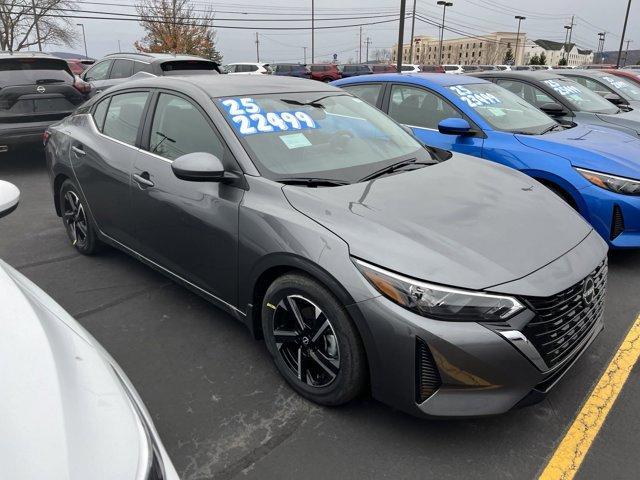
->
[522,260,607,369]
[415,337,441,403]
[611,204,625,240]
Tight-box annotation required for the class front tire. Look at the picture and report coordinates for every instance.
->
[59,179,103,255]
[262,273,367,406]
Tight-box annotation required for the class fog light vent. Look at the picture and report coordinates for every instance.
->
[611,204,625,240]
[415,337,441,404]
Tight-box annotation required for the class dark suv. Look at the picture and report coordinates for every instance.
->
[272,64,312,78]
[309,64,341,82]
[82,52,221,97]
[339,64,373,78]
[0,52,90,153]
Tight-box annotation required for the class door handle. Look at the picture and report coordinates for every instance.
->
[133,172,155,188]
[71,145,86,156]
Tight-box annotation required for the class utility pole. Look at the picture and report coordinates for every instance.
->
[171,0,177,53]
[597,32,606,63]
[616,0,632,68]
[396,0,407,72]
[408,0,417,64]
[359,26,363,63]
[255,32,260,62]
[77,23,88,58]
[437,2,453,66]
[514,15,525,66]
[118,39,121,53]
[623,40,633,67]
[303,46,307,64]
[365,37,372,63]
[566,16,575,64]
[31,0,42,52]
[311,0,315,63]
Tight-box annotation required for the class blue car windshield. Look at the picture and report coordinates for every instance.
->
[448,83,557,135]
[217,93,431,182]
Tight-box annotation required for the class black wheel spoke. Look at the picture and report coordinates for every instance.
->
[76,221,88,237]
[297,347,309,381]
[309,349,339,378]
[310,318,331,344]
[273,329,298,349]
[287,296,308,331]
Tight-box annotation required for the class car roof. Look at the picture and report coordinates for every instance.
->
[556,69,610,78]
[102,52,214,63]
[470,70,563,81]
[338,73,489,87]
[106,74,337,98]
[0,51,62,60]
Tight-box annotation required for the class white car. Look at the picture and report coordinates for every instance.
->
[400,64,421,73]
[0,180,179,480]
[225,62,273,75]
[442,64,464,74]
[495,64,512,71]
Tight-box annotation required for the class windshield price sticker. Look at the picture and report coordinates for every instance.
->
[543,80,582,97]
[449,85,501,107]
[602,76,639,93]
[220,98,318,136]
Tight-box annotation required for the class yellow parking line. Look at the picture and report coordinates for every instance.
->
[539,313,640,480]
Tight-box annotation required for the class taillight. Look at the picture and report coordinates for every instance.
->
[73,75,91,94]
[42,130,51,146]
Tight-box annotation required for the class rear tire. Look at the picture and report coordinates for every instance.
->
[262,273,367,406]
[59,179,104,255]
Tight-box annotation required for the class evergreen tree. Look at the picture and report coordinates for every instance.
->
[503,48,514,65]
[539,52,547,65]
[529,54,540,65]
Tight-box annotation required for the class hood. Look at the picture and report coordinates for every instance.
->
[515,124,640,179]
[283,155,591,291]
[596,108,640,135]
[0,261,148,480]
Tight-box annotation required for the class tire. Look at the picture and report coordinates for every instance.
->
[262,273,367,406]
[59,179,104,255]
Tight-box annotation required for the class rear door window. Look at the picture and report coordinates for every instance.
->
[84,60,112,81]
[92,97,110,131]
[110,59,134,79]
[0,57,73,86]
[341,84,384,107]
[102,91,149,146]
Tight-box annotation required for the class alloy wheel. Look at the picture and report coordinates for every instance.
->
[272,294,341,388]
[62,190,88,247]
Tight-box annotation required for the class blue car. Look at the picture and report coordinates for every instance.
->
[333,73,640,248]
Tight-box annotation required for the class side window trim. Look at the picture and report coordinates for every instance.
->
[90,96,112,132]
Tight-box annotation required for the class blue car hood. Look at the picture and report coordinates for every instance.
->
[515,124,640,180]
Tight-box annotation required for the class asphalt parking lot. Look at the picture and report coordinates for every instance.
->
[1,149,639,480]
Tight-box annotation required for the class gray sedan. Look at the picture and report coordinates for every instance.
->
[45,75,607,418]
[0,181,179,479]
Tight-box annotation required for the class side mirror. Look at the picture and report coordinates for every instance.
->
[604,93,626,106]
[0,180,20,219]
[171,152,226,182]
[539,102,566,116]
[438,117,473,135]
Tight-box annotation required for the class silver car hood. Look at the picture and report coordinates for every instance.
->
[0,260,164,480]
[284,155,592,291]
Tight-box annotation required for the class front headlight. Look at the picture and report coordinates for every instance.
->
[354,259,524,321]
[577,168,640,196]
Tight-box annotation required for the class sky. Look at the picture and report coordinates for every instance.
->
[43,0,640,64]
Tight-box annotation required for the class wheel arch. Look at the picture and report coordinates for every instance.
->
[53,172,71,217]
[526,170,586,214]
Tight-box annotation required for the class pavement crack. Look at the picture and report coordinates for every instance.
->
[73,282,173,319]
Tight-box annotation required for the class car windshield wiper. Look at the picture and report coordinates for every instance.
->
[280,94,347,109]
[277,177,350,187]
[359,158,428,182]
[539,123,564,135]
[511,130,536,135]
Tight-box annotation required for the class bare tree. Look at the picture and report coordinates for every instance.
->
[135,0,222,63]
[0,0,76,52]
[373,49,391,62]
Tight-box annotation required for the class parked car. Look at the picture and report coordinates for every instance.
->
[82,52,221,97]
[603,68,640,86]
[0,52,91,154]
[622,65,640,71]
[419,65,445,73]
[0,180,179,480]
[513,65,534,71]
[582,64,617,70]
[557,69,640,108]
[442,64,464,74]
[225,62,273,75]
[400,64,421,73]
[66,58,95,75]
[334,73,640,248]
[472,70,640,137]
[371,64,397,73]
[46,75,608,417]
[272,63,311,78]
[462,65,480,73]
[309,63,342,82]
[339,64,373,78]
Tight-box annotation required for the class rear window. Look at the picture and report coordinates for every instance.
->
[0,58,73,86]
[160,60,219,75]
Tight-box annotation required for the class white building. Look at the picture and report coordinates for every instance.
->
[523,39,594,67]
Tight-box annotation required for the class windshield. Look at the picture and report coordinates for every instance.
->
[541,78,618,114]
[599,75,640,101]
[448,83,556,134]
[217,92,430,182]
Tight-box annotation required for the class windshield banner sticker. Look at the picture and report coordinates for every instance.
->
[601,76,640,94]
[449,85,501,107]
[542,79,582,99]
[220,97,319,136]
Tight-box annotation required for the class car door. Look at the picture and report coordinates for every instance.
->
[82,59,112,96]
[70,90,151,245]
[384,83,484,156]
[131,91,243,305]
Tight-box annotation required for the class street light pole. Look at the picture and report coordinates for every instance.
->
[616,0,633,68]
[396,0,407,72]
[408,0,417,64]
[311,0,315,63]
[514,15,525,66]
[77,23,88,58]
[437,1,453,66]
